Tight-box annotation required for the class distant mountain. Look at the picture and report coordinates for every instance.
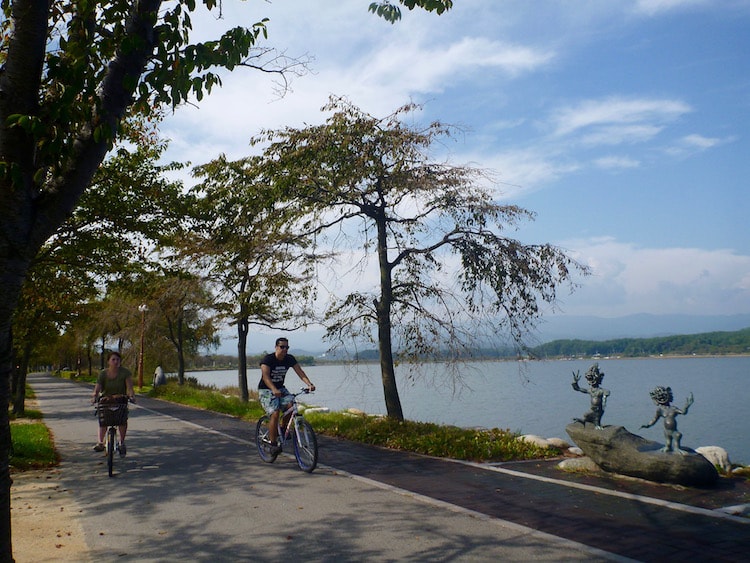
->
[531,313,750,344]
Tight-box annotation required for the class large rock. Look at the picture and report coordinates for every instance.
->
[565,423,719,487]
[695,446,731,474]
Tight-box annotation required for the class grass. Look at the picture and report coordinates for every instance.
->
[304,411,556,462]
[10,421,58,470]
[10,384,58,470]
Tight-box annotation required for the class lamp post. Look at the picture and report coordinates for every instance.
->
[138,303,148,389]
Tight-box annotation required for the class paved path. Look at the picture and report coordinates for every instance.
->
[24,374,750,562]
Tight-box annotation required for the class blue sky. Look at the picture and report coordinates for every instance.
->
[160,0,749,349]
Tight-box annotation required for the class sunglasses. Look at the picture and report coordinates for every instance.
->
[279,345,289,350]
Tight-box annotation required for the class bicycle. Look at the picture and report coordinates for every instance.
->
[255,388,318,473]
[94,395,132,477]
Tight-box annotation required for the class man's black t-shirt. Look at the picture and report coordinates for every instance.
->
[258,353,298,390]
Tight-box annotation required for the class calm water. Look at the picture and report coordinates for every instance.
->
[189,356,750,465]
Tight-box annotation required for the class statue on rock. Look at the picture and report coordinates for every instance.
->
[641,386,694,454]
[571,363,610,429]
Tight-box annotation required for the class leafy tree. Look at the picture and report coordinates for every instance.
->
[0,0,451,556]
[10,138,187,410]
[149,270,219,385]
[10,259,94,414]
[185,155,319,400]
[253,98,586,420]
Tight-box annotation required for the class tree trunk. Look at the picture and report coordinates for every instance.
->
[375,214,403,420]
[12,346,31,416]
[237,317,250,402]
[0,261,29,561]
[0,336,14,562]
[377,302,403,420]
[176,319,185,385]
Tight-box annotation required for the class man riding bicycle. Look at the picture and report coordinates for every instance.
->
[258,338,315,455]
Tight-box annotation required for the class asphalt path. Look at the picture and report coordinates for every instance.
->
[24,374,749,562]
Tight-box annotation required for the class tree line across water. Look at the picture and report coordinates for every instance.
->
[527,327,750,359]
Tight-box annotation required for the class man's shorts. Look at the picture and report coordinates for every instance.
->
[259,387,292,415]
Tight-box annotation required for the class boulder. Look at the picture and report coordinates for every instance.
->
[558,457,600,473]
[518,434,551,448]
[565,423,719,487]
[695,446,731,474]
[546,437,571,450]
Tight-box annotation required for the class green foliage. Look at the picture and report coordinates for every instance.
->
[369,0,453,23]
[10,423,58,470]
[531,327,750,358]
[186,153,319,337]
[304,411,557,462]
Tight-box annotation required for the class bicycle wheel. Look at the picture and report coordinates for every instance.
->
[106,426,116,477]
[293,417,318,473]
[255,416,279,463]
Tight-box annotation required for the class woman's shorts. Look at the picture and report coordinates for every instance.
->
[259,388,292,415]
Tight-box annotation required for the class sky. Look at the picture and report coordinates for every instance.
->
[157,0,750,351]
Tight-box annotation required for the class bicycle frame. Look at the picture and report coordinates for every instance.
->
[277,397,301,442]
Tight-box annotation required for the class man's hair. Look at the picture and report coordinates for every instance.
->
[275,338,289,347]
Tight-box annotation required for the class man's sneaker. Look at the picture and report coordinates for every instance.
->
[270,443,282,456]
[93,443,104,452]
[119,442,126,457]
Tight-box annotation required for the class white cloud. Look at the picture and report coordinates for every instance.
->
[681,134,721,149]
[560,238,750,316]
[662,133,729,158]
[633,0,710,16]
[594,156,641,170]
[580,124,664,146]
[551,97,691,137]
[475,148,580,197]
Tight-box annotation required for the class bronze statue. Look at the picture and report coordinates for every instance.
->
[571,363,610,429]
[641,386,694,454]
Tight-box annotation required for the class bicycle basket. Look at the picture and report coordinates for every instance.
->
[97,401,128,427]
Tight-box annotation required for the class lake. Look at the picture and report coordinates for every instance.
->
[188,356,750,465]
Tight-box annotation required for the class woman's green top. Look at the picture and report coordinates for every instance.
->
[97,367,132,396]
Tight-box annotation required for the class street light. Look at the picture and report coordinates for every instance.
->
[138,303,148,389]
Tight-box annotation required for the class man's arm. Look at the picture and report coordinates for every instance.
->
[292,364,315,391]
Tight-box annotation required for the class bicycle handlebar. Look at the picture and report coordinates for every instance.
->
[92,394,135,405]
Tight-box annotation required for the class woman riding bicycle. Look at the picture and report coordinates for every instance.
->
[91,351,136,455]
[258,338,315,455]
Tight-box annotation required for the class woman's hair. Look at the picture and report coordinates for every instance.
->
[108,351,122,360]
